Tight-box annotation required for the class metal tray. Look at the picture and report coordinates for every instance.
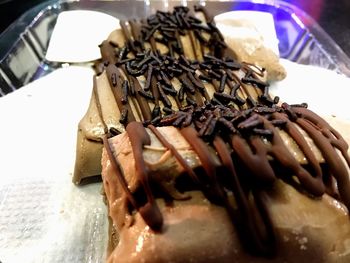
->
[1,0,350,97]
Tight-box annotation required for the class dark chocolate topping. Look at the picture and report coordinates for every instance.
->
[103,136,138,208]
[125,122,163,230]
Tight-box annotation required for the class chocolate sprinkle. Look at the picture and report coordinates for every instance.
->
[121,80,129,104]
[120,107,128,124]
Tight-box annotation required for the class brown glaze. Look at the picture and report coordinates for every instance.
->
[272,112,323,185]
[293,106,350,209]
[102,136,138,208]
[148,125,201,187]
[261,114,325,196]
[180,126,225,202]
[126,122,163,230]
[213,136,276,256]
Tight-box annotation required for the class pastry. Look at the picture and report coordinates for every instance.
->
[102,104,350,263]
[73,5,285,184]
[73,6,350,262]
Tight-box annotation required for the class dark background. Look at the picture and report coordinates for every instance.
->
[0,0,47,32]
[1,0,350,56]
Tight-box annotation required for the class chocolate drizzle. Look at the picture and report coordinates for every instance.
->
[213,136,276,256]
[104,122,164,230]
[293,106,350,208]
[99,5,350,259]
[125,122,163,230]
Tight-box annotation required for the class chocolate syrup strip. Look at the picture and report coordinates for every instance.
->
[98,6,350,258]
[149,123,275,256]
[102,128,163,230]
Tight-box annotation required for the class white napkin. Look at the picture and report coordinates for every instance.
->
[0,66,108,263]
[270,59,350,122]
[0,66,94,181]
[46,10,120,63]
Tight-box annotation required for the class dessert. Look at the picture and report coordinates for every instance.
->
[72,5,350,263]
[103,118,350,262]
[73,5,286,184]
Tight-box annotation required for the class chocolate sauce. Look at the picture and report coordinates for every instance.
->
[293,107,350,208]
[125,122,163,230]
[103,136,138,209]
[148,125,201,189]
[180,127,225,202]
[213,136,276,256]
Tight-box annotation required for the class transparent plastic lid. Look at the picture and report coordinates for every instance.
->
[1,1,350,262]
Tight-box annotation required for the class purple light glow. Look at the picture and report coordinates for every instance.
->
[282,0,324,23]
[224,0,314,59]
